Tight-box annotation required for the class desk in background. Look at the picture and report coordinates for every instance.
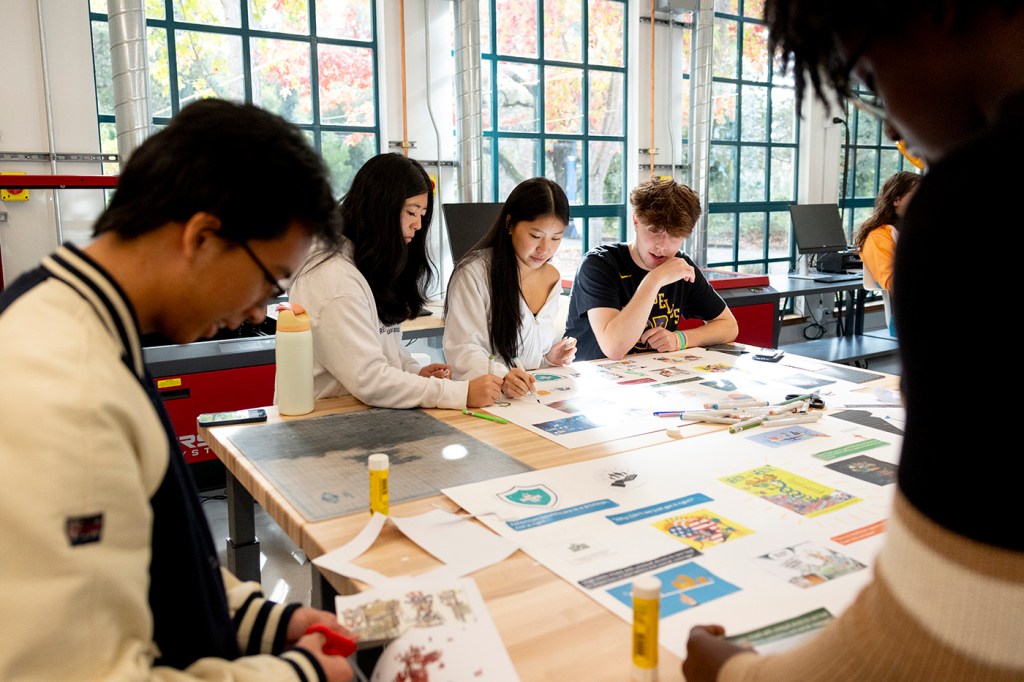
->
[718,275,900,364]
[200,351,899,680]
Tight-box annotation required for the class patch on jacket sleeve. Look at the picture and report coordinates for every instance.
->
[66,514,103,546]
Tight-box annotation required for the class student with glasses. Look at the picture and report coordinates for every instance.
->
[287,153,503,409]
[0,100,353,681]
[682,2,1024,680]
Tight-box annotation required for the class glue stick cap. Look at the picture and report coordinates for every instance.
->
[368,453,389,470]
[275,305,310,333]
[632,575,660,600]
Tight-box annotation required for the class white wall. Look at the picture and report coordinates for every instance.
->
[2,0,838,288]
[0,0,106,285]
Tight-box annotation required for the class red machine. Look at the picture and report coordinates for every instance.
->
[145,337,275,489]
[678,269,775,348]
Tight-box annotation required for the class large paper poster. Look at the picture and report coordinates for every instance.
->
[480,349,872,448]
[443,415,901,658]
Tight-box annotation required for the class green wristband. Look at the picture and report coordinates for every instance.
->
[675,330,687,350]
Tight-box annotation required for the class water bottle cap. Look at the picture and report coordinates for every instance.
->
[276,308,310,332]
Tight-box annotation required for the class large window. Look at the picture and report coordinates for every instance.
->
[703,0,798,275]
[89,0,380,197]
[839,87,921,236]
[480,0,628,280]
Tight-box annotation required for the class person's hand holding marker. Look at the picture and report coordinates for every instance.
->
[467,374,503,407]
[502,366,536,398]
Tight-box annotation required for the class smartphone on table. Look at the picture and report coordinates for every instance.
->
[197,408,268,427]
[752,348,785,362]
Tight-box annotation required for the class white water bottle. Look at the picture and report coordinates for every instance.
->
[275,303,314,416]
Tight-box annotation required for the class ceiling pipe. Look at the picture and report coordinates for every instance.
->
[35,0,63,245]
[398,0,410,156]
[453,0,483,203]
[107,0,150,170]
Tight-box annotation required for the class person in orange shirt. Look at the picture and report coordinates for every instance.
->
[853,170,920,335]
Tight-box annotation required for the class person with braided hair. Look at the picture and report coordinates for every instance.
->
[683,2,1024,679]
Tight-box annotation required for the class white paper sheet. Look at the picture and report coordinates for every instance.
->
[443,416,903,659]
[391,509,520,577]
[334,576,520,681]
[311,510,520,587]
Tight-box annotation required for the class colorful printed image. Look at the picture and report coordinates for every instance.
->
[700,378,737,392]
[547,397,616,415]
[757,542,867,588]
[652,509,754,550]
[339,587,476,643]
[720,465,860,517]
[747,425,830,447]
[654,354,701,363]
[607,562,741,617]
[695,363,732,373]
[533,413,600,435]
[825,454,898,486]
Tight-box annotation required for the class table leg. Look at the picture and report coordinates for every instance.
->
[854,288,866,336]
[839,290,853,337]
[226,472,261,584]
[310,564,339,611]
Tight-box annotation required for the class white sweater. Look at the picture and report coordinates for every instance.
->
[443,250,562,380]
[288,238,469,409]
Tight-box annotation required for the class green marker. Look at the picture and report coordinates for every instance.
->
[462,409,509,424]
[729,416,765,433]
[775,394,811,406]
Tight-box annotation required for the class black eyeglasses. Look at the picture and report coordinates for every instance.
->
[238,241,288,300]
[848,88,887,123]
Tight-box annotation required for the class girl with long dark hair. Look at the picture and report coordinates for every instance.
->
[444,177,577,398]
[288,153,502,408]
[853,170,920,334]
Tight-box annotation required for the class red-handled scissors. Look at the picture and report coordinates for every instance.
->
[304,624,357,657]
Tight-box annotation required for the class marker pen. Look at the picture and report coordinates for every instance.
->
[368,453,389,516]
[729,416,766,433]
[767,401,804,415]
[775,394,811,406]
[761,414,821,427]
[631,576,660,682]
[764,410,814,421]
[680,413,742,425]
[462,409,509,424]
[704,400,768,410]
[512,356,541,403]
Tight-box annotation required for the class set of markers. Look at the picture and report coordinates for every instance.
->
[655,394,822,435]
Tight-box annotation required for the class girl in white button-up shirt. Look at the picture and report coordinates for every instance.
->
[444,177,577,398]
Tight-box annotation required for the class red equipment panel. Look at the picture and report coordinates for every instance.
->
[678,303,775,347]
[155,364,274,463]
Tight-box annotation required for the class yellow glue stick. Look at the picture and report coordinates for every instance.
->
[631,575,660,681]
[368,453,389,516]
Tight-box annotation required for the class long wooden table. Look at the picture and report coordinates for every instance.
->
[199,353,899,680]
